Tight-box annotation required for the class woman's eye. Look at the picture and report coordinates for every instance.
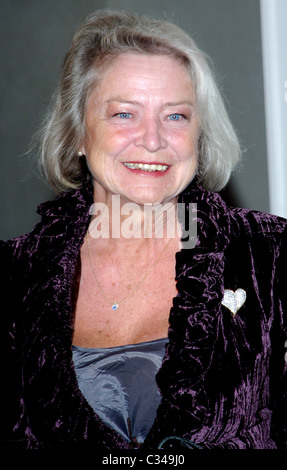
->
[168,113,184,121]
[117,112,132,119]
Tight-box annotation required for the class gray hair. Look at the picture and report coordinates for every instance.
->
[38,9,241,192]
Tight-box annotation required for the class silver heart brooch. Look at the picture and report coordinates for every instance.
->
[222,288,246,316]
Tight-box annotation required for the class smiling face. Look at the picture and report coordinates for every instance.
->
[83,53,200,206]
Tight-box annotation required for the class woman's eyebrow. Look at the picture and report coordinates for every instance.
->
[106,98,194,107]
[163,100,194,107]
[106,98,141,105]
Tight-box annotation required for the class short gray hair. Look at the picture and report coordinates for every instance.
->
[38,9,241,192]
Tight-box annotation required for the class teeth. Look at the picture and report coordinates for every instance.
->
[123,162,169,172]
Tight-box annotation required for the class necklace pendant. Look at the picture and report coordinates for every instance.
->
[112,303,119,311]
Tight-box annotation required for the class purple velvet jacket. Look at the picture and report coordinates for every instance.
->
[1,179,287,450]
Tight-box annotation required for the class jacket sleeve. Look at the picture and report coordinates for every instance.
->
[270,223,287,448]
[0,239,27,448]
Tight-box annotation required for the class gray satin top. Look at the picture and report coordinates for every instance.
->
[72,337,167,443]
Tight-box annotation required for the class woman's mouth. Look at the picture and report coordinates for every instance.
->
[123,162,169,172]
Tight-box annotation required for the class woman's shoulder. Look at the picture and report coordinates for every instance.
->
[226,205,287,241]
[222,206,287,282]
[0,182,93,260]
[183,180,287,239]
[0,234,30,261]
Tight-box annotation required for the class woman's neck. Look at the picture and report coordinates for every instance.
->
[89,185,181,250]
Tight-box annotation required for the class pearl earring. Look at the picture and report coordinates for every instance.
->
[77,151,83,156]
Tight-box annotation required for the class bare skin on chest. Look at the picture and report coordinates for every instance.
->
[72,236,179,348]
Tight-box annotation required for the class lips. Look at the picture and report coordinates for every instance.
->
[123,162,169,172]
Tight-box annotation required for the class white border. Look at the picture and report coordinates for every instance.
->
[260,0,287,218]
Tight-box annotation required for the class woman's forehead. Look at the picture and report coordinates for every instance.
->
[88,53,194,102]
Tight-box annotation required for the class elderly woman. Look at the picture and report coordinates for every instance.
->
[1,10,287,450]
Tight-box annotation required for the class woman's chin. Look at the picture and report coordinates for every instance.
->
[122,193,171,207]
[119,183,177,206]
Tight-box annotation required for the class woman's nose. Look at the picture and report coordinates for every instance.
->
[134,116,167,152]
